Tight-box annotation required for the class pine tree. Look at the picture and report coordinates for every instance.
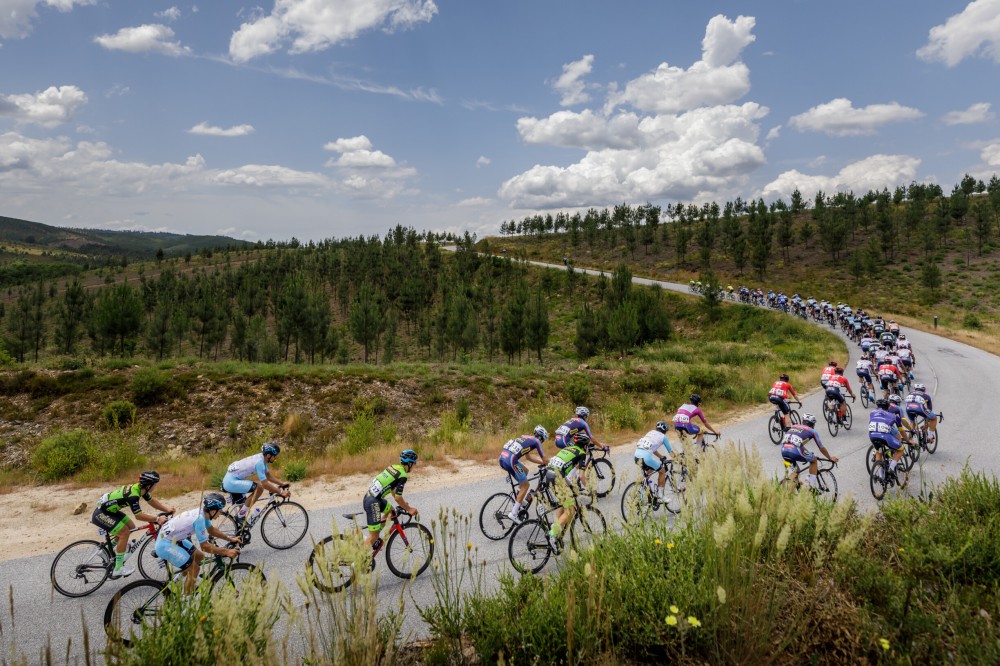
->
[525,289,550,363]
[348,283,385,363]
[606,299,639,356]
[574,302,601,360]
[54,279,86,355]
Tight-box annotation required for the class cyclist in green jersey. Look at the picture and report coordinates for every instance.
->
[363,450,420,550]
[543,433,589,549]
[91,471,175,578]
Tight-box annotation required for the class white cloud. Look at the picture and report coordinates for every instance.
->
[475,156,490,168]
[765,125,781,141]
[605,15,755,114]
[761,154,921,201]
[982,141,1000,166]
[323,134,417,197]
[553,54,594,106]
[214,164,327,187]
[94,24,190,56]
[0,85,87,127]
[942,102,995,125]
[517,109,643,150]
[155,6,182,22]
[808,155,827,169]
[0,0,95,39]
[918,0,1000,67]
[188,122,256,137]
[456,197,492,207]
[217,227,237,235]
[229,0,438,63]
[788,98,923,136]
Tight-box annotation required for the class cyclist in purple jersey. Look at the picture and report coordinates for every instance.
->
[672,394,720,449]
[554,406,596,449]
[780,414,838,489]
[498,426,550,524]
[887,394,916,440]
[869,399,906,485]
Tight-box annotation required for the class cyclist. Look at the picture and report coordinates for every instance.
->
[896,333,912,351]
[888,394,916,441]
[896,344,915,378]
[154,493,242,594]
[498,426,550,524]
[876,357,904,399]
[91,471,175,579]
[542,433,590,549]
[887,320,900,337]
[819,360,839,389]
[672,394,720,450]
[768,373,800,431]
[364,450,420,551]
[824,367,856,422]
[780,414,838,489]
[869,398,906,486]
[904,383,938,444]
[554,406,598,449]
[633,421,674,499]
[222,442,290,527]
[856,356,875,398]
[879,328,897,351]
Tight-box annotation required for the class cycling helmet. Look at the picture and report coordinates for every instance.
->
[834,367,844,375]
[898,333,906,340]
[801,413,817,427]
[574,406,590,419]
[138,471,160,487]
[889,394,902,404]
[829,360,839,367]
[262,442,281,457]
[655,420,669,434]
[573,433,591,447]
[779,373,789,381]
[533,425,549,442]
[203,492,226,512]
[689,393,702,406]
[875,398,890,409]
[400,449,419,465]
[914,383,926,391]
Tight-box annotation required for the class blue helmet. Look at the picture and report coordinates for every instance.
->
[262,442,280,457]
[400,449,418,465]
[575,406,590,419]
[655,421,669,434]
[533,425,549,442]
[203,492,226,512]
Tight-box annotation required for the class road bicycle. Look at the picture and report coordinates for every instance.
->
[912,412,943,454]
[859,381,874,409]
[216,487,309,551]
[577,445,615,498]
[780,457,838,502]
[507,480,607,574]
[868,440,910,501]
[620,455,688,523]
[768,400,802,445]
[308,508,433,594]
[676,430,721,458]
[822,396,853,437]
[865,433,918,476]
[104,545,263,647]
[51,513,171,598]
[479,468,543,540]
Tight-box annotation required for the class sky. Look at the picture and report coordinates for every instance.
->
[2,1,1000,242]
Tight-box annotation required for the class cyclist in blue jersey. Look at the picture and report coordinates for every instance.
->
[869,399,906,485]
[498,425,550,524]
[222,442,290,527]
[554,406,598,449]
[155,493,242,593]
[780,414,837,489]
[904,383,938,444]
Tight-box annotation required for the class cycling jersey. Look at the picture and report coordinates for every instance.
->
[874,350,889,364]
[878,363,900,379]
[635,429,672,456]
[768,381,792,399]
[368,464,409,499]
[820,365,837,386]
[159,508,210,545]
[780,423,823,463]
[905,391,934,418]
[554,417,592,449]
[868,408,901,450]
[226,453,268,482]
[856,359,873,374]
[827,374,851,391]
[897,340,911,350]
[499,435,545,465]
[673,403,707,435]
[99,483,151,515]
[547,445,587,478]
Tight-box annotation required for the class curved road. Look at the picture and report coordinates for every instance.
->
[1,264,995,662]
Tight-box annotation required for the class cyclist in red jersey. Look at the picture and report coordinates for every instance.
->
[825,367,856,421]
[768,373,800,431]
[877,360,904,400]
[819,360,839,389]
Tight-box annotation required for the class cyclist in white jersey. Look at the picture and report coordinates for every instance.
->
[155,494,242,593]
[633,421,674,499]
[222,442,290,524]
[856,358,875,394]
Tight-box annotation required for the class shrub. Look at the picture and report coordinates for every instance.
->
[564,373,591,405]
[131,368,174,407]
[352,395,388,416]
[85,434,143,480]
[344,407,377,455]
[283,459,308,482]
[32,429,93,481]
[281,411,312,440]
[103,400,137,429]
[455,397,471,425]
[963,313,984,330]
[603,397,641,430]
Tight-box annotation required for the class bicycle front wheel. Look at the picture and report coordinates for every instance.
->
[508,519,550,574]
[663,470,685,514]
[308,535,357,593]
[211,562,266,595]
[587,458,615,498]
[570,505,606,550]
[260,501,309,550]
[385,523,434,580]
[479,492,516,540]
[104,579,170,647]
[767,415,783,445]
[136,537,172,583]
[789,410,801,426]
[870,463,888,501]
[216,512,241,542]
[842,404,853,431]
[620,481,652,524]
[816,470,838,502]
[51,539,111,598]
[865,444,877,476]
[860,388,870,409]
[924,428,939,454]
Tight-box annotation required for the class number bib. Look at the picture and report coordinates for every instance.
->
[868,421,892,434]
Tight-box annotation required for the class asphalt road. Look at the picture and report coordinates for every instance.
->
[2,267,994,664]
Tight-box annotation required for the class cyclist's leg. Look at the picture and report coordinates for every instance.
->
[186,547,204,594]
[363,495,387,548]
[223,473,256,516]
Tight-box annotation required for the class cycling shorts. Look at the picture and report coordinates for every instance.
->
[768,395,790,414]
[674,422,701,436]
[780,445,814,464]
[906,407,934,421]
[499,457,528,484]
[363,494,389,532]
[222,472,256,495]
[91,506,131,536]
[869,433,901,451]
[154,538,196,570]
[634,450,663,471]
[825,387,845,403]
[879,377,897,390]
[899,358,912,368]
[856,370,872,383]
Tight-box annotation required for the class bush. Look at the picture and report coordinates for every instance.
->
[344,407,377,455]
[103,400,137,429]
[564,373,591,405]
[603,397,641,430]
[283,459,308,482]
[86,434,143,480]
[963,313,984,330]
[455,397,471,425]
[32,429,93,481]
[131,368,175,407]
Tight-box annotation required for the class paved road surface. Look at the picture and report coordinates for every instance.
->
[2,264,994,663]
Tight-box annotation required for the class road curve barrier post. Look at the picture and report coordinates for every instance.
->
[934,315,938,329]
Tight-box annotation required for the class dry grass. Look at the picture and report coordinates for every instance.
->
[889,311,1000,356]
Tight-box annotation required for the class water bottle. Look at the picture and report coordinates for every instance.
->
[249,506,263,526]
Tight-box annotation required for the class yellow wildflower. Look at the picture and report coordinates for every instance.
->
[666,615,678,626]
[879,638,890,651]
[670,605,679,614]
[654,538,662,546]
[687,616,701,628]
[667,542,675,550]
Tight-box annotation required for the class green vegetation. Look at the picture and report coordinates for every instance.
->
[102,400,137,429]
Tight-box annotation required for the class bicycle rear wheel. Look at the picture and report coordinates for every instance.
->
[479,492,516,540]
[211,562,266,595]
[508,519,551,574]
[860,388,870,409]
[51,539,111,598]
[767,415,783,445]
[620,481,653,524]
[260,501,309,550]
[587,458,615,498]
[570,506,606,550]
[136,537,172,583]
[385,523,434,580]
[842,404,853,430]
[870,462,888,501]
[308,535,356,593]
[865,444,877,476]
[216,512,241,542]
[816,470,838,502]
[104,579,170,647]
[826,412,839,437]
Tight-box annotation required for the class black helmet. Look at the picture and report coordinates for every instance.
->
[203,492,226,512]
[655,420,669,434]
[779,373,789,382]
[834,367,844,375]
[875,398,890,409]
[689,393,702,406]
[573,433,591,447]
[138,471,160,487]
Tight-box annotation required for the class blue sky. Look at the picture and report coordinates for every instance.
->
[2,1,1000,242]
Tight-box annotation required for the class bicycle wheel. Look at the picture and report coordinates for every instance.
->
[870,462,888,501]
[570,506,606,550]
[924,428,939,454]
[789,410,802,426]
[211,562,266,594]
[308,535,357,593]
[385,523,434,580]
[508,519,551,574]
[136,537,172,583]
[587,458,615,498]
[860,388,870,409]
[104,579,170,647]
[51,540,112,598]
[216,512,241,542]
[620,481,653,524]
[767,415,783,445]
[826,412,839,437]
[479,492,516,540]
[865,444,877,476]
[260,501,309,550]
[842,404,853,430]
[816,470,838,503]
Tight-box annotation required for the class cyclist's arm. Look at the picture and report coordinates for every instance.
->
[207,524,242,545]
[390,490,418,518]
[696,412,718,434]
[263,470,289,496]
[147,496,175,518]
[523,450,546,466]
